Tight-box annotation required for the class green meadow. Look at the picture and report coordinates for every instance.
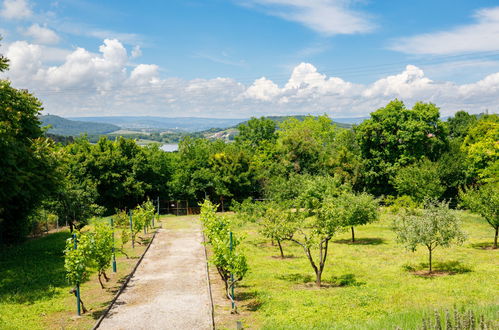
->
[215,209,499,329]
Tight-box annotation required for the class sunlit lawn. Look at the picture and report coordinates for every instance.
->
[217,209,499,329]
[0,217,164,329]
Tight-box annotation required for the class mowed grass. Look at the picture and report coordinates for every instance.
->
[0,217,166,329]
[217,209,499,329]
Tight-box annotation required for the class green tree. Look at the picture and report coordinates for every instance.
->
[235,116,277,148]
[276,115,337,175]
[447,110,478,139]
[460,183,499,248]
[0,53,60,243]
[259,203,297,258]
[461,115,498,183]
[355,100,448,196]
[289,197,343,287]
[336,192,379,242]
[392,158,445,204]
[393,201,466,273]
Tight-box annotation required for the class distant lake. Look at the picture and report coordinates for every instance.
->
[160,143,179,152]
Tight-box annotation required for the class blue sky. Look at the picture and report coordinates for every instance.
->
[1,0,499,118]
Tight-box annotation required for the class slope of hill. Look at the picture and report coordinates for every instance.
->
[40,115,120,136]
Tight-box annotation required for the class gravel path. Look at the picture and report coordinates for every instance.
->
[97,218,213,330]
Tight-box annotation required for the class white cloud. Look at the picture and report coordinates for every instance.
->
[2,39,499,118]
[4,40,43,81]
[0,0,32,19]
[131,45,142,58]
[237,0,374,35]
[24,24,60,44]
[390,7,499,55]
[243,77,280,101]
[129,64,159,85]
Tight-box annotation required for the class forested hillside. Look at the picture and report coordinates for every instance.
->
[40,115,120,136]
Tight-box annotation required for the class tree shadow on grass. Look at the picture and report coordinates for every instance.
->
[276,273,313,284]
[403,260,472,277]
[235,290,264,311]
[333,237,385,245]
[0,231,71,304]
[469,241,496,250]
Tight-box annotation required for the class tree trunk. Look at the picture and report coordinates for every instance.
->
[494,227,498,249]
[277,239,284,258]
[315,269,322,287]
[428,248,432,273]
[103,271,109,281]
[98,273,104,289]
[351,226,355,243]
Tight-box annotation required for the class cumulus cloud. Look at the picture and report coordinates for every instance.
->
[237,0,374,35]
[0,0,32,19]
[390,7,499,55]
[24,24,60,44]
[2,38,499,118]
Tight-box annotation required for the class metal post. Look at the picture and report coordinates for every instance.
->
[110,218,117,273]
[129,210,134,249]
[230,231,235,310]
[73,234,81,316]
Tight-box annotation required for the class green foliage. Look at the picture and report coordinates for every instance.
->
[387,195,419,214]
[0,37,8,72]
[63,136,172,213]
[461,115,499,183]
[276,115,337,175]
[64,232,92,285]
[235,116,277,148]
[0,79,60,243]
[88,224,113,288]
[259,203,297,258]
[392,158,445,203]
[447,110,478,139]
[230,198,265,223]
[460,182,499,248]
[200,200,248,310]
[393,201,466,272]
[355,100,448,196]
[334,192,379,242]
[114,210,131,257]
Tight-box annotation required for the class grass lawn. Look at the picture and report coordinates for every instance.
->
[0,217,164,329]
[212,209,499,329]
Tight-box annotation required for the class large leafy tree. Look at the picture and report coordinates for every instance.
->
[276,115,337,175]
[461,114,498,183]
[355,100,448,196]
[0,50,60,243]
[235,116,277,148]
[447,110,478,139]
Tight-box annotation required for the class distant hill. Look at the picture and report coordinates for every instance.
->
[40,115,120,136]
[68,116,246,132]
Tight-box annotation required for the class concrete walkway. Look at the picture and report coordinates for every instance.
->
[97,218,213,330]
